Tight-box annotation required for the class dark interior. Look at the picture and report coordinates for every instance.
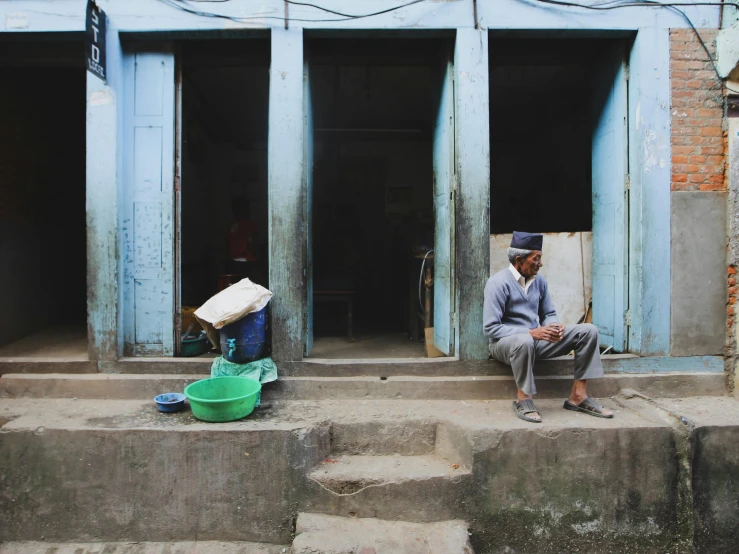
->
[180,39,270,319]
[308,37,448,339]
[0,39,87,349]
[489,38,612,234]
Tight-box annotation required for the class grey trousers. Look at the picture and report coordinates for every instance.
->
[489,323,605,396]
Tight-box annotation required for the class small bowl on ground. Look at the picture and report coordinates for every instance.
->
[184,376,261,423]
[154,392,187,413]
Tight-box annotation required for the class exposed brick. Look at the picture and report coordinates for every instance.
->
[729,277,736,286]
[728,266,737,275]
[670,19,727,290]
[697,108,720,117]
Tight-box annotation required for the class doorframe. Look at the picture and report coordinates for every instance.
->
[626,28,672,356]
[173,46,183,356]
[300,33,460,360]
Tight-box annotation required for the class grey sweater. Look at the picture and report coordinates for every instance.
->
[483,269,559,341]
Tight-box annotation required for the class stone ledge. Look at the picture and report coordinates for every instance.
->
[0,372,726,400]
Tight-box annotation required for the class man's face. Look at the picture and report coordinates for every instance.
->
[516,250,542,279]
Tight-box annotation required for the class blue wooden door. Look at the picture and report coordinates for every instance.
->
[433,53,455,356]
[303,60,315,356]
[122,48,176,356]
[592,43,628,352]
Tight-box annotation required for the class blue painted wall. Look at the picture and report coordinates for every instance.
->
[87,18,123,362]
[0,0,722,362]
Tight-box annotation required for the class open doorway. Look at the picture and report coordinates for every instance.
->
[305,36,453,359]
[178,39,270,356]
[0,38,88,360]
[489,36,630,351]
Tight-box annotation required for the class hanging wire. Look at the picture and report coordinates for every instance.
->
[156,0,428,23]
[525,0,739,94]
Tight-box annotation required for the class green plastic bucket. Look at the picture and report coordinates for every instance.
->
[184,376,261,422]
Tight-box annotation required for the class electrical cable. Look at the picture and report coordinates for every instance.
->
[157,0,428,23]
[527,0,737,10]
[167,0,738,92]
[284,0,427,18]
[526,0,739,94]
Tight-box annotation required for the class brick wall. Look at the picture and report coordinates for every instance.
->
[670,28,726,192]
[670,29,732,354]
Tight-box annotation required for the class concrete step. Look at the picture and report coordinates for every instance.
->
[292,513,473,554]
[0,359,97,376]
[2,396,738,551]
[0,542,287,553]
[1,354,724,378]
[0,372,725,401]
[309,454,470,494]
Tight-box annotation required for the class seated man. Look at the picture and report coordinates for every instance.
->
[483,231,613,423]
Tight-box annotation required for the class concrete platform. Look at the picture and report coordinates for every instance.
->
[309,332,426,359]
[0,325,88,360]
[0,372,726,401]
[1,396,738,552]
[292,514,473,554]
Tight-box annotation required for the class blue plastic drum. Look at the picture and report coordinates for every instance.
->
[219,306,267,364]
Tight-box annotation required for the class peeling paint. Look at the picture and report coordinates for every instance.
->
[89,89,114,106]
[5,12,28,30]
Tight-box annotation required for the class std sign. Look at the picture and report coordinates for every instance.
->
[86,0,107,82]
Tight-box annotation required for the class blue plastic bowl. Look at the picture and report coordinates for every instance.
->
[154,392,187,413]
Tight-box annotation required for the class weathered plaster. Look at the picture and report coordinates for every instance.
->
[0,1,721,34]
[670,192,727,357]
[268,27,305,361]
[717,22,739,79]
[454,28,490,361]
[86,22,123,362]
[728,117,739,396]
[629,27,672,356]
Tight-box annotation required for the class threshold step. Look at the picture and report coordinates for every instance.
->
[292,513,473,554]
[0,541,287,554]
[0,372,725,400]
[309,454,470,494]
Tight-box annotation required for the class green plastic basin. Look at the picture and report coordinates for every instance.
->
[184,376,261,422]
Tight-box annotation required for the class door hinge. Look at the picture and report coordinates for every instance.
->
[625,310,632,327]
[624,64,630,81]
[624,173,631,191]
[451,312,457,328]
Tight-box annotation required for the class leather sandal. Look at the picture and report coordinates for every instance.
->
[563,397,613,418]
[512,399,542,423]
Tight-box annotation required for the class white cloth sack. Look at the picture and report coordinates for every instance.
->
[194,278,272,329]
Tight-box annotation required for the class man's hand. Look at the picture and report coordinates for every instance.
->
[529,324,565,343]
